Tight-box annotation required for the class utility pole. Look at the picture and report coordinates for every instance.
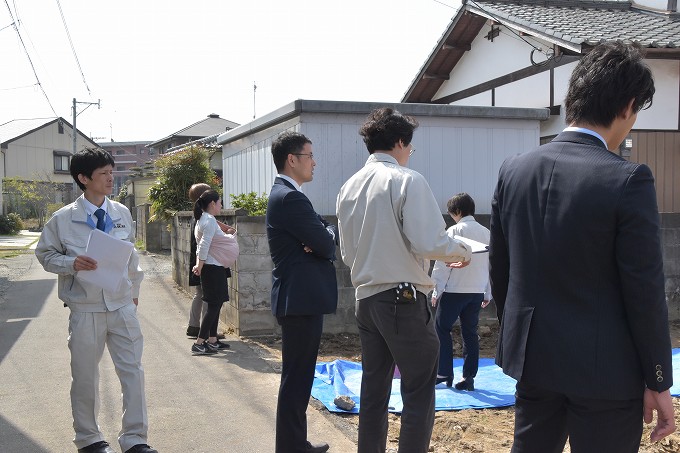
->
[253,81,257,119]
[72,97,101,156]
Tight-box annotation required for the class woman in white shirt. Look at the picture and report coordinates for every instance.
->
[191,190,232,355]
[431,193,491,390]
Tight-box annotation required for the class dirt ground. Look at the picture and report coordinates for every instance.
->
[246,321,680,452]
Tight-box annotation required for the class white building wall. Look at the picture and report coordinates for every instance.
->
[453,92,491,107]
[633,0,672,11]
[437,26,679,137]
[222,118,300,209]
[222,108,542,215]
[435,26,553,103]
[636,59,679,130]
[411,117,539,214]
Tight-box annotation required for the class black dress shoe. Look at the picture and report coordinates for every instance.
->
[124,444,158,453]
[454,378,474,391]
[435,376,453,387]
[186,326,199,337]
[305,441,329,452]
[78,441,115,453]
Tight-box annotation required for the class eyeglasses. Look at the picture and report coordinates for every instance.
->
[293,153,314,160]
[409,147,416,156]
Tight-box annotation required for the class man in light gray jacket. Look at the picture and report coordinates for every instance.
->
[337,108,471,453]
[36,148,156,453]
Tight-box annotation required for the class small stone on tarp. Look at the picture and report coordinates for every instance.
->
[333,395,356,411]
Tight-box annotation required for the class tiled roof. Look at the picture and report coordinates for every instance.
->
[148,115,240,148]
[403,0,680,102]
[470,0,680,49]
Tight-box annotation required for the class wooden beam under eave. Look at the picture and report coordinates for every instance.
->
[442,43,472,51]
[423,73,450,80]
[433,56,579,105]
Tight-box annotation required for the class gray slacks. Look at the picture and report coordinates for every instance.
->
[356,289,439,453]
[68,304,148,452]
[188,285,208,328]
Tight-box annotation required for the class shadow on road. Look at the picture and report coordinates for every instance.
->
[0,415,52,453]
[0,278,54,365]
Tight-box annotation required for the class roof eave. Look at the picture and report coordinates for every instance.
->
[465,4,584,54]
[402,6,470,102]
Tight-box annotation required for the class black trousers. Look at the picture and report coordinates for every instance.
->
[355,290,439,453]
[275,314,324,453]
[512,380,644,453]
[198,264,227,340]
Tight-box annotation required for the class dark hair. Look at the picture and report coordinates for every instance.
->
[69,148,115,191]
[271,132,312,172]
[193,189,220,220]
[188,183,211,203]
[359,108,419,153]
[565,41,654,127]
[447,192,475,217]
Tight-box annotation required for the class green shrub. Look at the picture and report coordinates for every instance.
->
[147,145,220,221]
[230,192,268,216]
[0,213,24,234]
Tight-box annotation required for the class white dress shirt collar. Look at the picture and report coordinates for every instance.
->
[563,127,608,149]
[81,196,107,217]
[276,174,302,192]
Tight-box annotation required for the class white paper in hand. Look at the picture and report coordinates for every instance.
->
[78,229,134,292]
[454,235,489,254]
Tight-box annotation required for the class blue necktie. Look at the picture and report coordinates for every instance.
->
[94,209,106,231]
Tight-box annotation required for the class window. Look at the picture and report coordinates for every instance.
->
[58,122,64,134]
[53,151,70,172]
[117,166,125,171]
[117,150,124,155]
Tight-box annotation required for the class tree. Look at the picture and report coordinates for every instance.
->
[128,162,155,179]
[2,176,58,228]
[147,145,220,221]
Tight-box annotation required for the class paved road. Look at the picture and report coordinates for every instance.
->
[0,230,40,250]
[0,251,357,453]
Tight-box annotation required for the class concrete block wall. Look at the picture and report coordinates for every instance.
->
[171,212,680,337]
[172,212,358,336]
[136,203,171,252]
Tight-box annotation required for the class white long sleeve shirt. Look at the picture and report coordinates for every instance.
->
[194,212,221,266]
[336,153,471,300]
[431,216,491,300]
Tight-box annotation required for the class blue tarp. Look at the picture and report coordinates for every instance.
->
[313,349,680,414]
[671,349,680,397]
[312,358,517,414]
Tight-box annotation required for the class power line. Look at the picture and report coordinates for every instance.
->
[432,0,457,9]
[0,82,38,91]
[3,0,58,117]
[55,0,91,95]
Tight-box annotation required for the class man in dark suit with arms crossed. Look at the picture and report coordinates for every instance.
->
[266,131,338,453]
[490,41,675,452]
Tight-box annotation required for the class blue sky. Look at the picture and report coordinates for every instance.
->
[1,0,460,141]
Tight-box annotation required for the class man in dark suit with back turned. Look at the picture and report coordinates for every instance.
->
[490,41,676,453]
[266,131,338,453]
